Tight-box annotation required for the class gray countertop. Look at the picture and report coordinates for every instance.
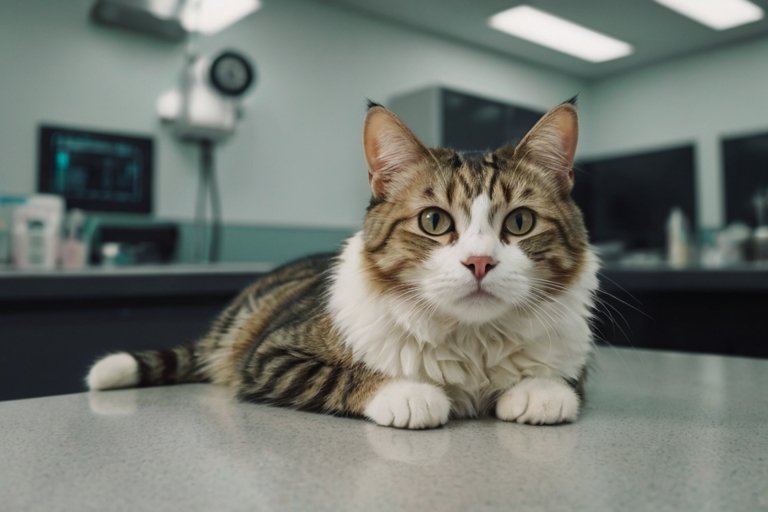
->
[2,347,767,512]
[0,262,276,300]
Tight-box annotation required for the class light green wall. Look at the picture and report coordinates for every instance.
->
[177,223,354,263]
[0,0,585,235]
[6,0,761,253]
[580,37,768,229]
[88,214,353,264]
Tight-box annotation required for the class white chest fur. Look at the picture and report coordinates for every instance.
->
[329,233,598,417]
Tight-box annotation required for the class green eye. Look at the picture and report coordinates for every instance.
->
[418,207,454,236]
[504,208,536,236]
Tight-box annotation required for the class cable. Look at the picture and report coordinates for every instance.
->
[201,139,222,263]
[193,143,209,263]
[192,139,222,264]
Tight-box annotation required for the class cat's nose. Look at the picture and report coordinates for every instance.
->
[462,256,497,280]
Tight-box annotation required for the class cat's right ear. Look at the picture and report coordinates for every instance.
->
[363,103,429,200]
[498,100,578,193]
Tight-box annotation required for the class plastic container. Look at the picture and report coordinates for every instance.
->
[61,209,89,270]
[666,207,690,268]
[0,195,27,265]
[11,195,63,270]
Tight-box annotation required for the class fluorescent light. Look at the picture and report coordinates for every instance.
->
[654,0,763,30]
[182,0,261,35]
[488,5,633,63]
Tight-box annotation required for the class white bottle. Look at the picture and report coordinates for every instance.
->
[11,195,64,271]
[666,208,690,268]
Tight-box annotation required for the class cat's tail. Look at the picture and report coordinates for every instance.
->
[86,344,208,391]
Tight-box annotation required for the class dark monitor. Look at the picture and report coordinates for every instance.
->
[38,125,153,213]
[574,145,697,250]
[722,131,768,226]
[442,89,544,151]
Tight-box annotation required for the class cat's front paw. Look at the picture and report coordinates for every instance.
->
[364,380,450,430]
[496,377,579,425]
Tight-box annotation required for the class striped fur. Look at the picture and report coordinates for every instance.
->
[87,100,598,428]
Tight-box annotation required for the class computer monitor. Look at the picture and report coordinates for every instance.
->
[441,89,544,151]
[574,145,697,250]
[722,131,768,226]
[38,125,153,213]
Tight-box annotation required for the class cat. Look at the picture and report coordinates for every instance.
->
[86,98,598,429]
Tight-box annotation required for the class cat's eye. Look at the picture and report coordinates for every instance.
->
[504,208,536,236]
[418,207,454,236]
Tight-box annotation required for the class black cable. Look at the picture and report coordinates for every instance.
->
[194,144,209,263]
[199,139,222,263]
[205,140,222,263]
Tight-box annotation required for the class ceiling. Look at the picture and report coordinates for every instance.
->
[316,0,768,79]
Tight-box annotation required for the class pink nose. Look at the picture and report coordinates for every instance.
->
[463,256,497,280]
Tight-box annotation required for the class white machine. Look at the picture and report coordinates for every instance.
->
[157,49,256,142]
[156,49,256,262]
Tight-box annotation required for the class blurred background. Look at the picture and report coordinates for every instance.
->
[1,0,767,400]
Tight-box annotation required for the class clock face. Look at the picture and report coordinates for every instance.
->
[209,51,255,97]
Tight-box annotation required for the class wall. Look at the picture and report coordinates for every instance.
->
[0,0,585,234]
[580,37,768,229]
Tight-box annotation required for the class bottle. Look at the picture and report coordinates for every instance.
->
[61,209,88,270]
[666,208,689,268]
[10,195,64,270]
[0,195,26,265]
[752,189,768,261]
[12,205,58,270]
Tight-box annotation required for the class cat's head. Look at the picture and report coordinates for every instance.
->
[359,99,590,325]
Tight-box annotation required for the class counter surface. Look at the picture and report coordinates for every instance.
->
[2,348,766,512]
[0,262,276,300]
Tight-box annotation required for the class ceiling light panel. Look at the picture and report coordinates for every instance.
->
[181,0,261,35]
[654,0,764,30]
[488,5,634,63]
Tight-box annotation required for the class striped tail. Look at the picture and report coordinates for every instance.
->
[86,344,207,391]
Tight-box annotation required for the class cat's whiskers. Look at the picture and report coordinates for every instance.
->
[517,294,557,352]
[519,302,557,358]
[595,271,648,316]
[527,287,576,322]
[525,290,569,358]
[388,288,444,330]
[528,275,637,351]
[531,271,646,324]
[529,275,630,335]
[532,283,639,370]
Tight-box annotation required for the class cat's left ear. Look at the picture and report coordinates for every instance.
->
[501,100,578,192]
[363,103,430,200]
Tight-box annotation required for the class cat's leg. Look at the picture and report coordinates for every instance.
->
[495,377,580,425]
[238,351,450,429]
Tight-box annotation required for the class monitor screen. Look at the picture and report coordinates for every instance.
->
[441,89,544,151]
[574,145,697,250]
[38,125,153,213]
[722,131,768,226]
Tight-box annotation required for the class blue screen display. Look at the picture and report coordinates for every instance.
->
[38,125,153,213]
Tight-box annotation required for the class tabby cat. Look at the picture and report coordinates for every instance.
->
[87,99,598,429]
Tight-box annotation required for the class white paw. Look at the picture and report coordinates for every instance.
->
[364,380,450,429]
[86,353,139,390]
[496,377,580,425]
